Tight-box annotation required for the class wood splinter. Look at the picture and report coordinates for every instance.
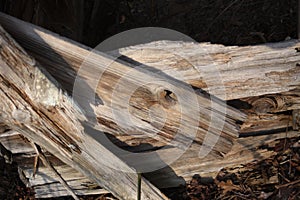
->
[30,141,80,200]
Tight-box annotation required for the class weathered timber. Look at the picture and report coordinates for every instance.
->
[0,25,167,200]
[240,113,291,134]
[0,130,109,198]
[0,12,245,157]
[2,129,298,190]
[148,131,300,188]
[241,91,300,114]
[236,91,300,134]
[1,13,299,145]
[114,40,300,100]
[114,45,300,134]
[111,43,300,136]
[0,12,299,194]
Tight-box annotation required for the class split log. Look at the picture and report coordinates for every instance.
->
[0,12,299,195]
[114,40,300,100]
[241,91,300,114]
[1,128,299,190]
[0,25,167,199]
[3,12,300,102]
[1,13,299,139]
[0,12,245,158]
[112,43,300,136]
[113,42,300,136]
[234,91,300,134]
[0,130,109,198]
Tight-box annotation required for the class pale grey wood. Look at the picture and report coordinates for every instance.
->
[149,131,300,187]
[1,12,298,192]
[0,25,167,200]
[34,184,109,199]
[0,12,245,156]
[0,131,110,198]
[116,41,300,100]
[2,129,299,190]
[0,131,34,154]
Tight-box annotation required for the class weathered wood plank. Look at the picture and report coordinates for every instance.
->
[240,113,291,134]
[115,40,300,100]
[0,25,167,200]
[0,130,109,198]
[1,12,298,193]
[0,131,34,154]
[25,164,109,198]
[0,12,245,157]
[33,183,108,199]
[2,128,298,191]
[148,131,300,188]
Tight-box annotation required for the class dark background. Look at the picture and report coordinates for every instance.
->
[0,0,297,47]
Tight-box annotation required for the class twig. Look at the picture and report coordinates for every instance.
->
[288,154,292,175]
[30,142,80,200]
[278,172,290,183]
[283,116,290,151]
[208,0,239,31]
[275,179,300,189]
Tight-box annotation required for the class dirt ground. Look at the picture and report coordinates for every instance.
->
[0,0,299,199]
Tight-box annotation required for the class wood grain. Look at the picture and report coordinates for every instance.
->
[115,41,300,100]
[0,12,245,156]
[0,25,167,200]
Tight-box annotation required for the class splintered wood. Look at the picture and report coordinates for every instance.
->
[0,12,245,158]
[0,131,109,198]
[0,25,167,200]
[0,12,299,199]
[116,41,300,100]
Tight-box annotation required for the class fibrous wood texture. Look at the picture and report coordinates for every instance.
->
[0,12,245,158]
[0,130,109,198]
[0,12,300,199]
[115,40,300,100]
[154,131,299,187]
[0,25,167,200]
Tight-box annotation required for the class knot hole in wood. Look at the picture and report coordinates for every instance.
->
[157,89,177,109]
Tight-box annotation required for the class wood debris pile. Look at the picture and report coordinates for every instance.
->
[0,12,299,199]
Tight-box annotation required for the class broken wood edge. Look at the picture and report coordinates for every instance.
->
[0,12,246,155]
[0,25,167,199]
[0,129,111,198]
[145,131,300,188]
